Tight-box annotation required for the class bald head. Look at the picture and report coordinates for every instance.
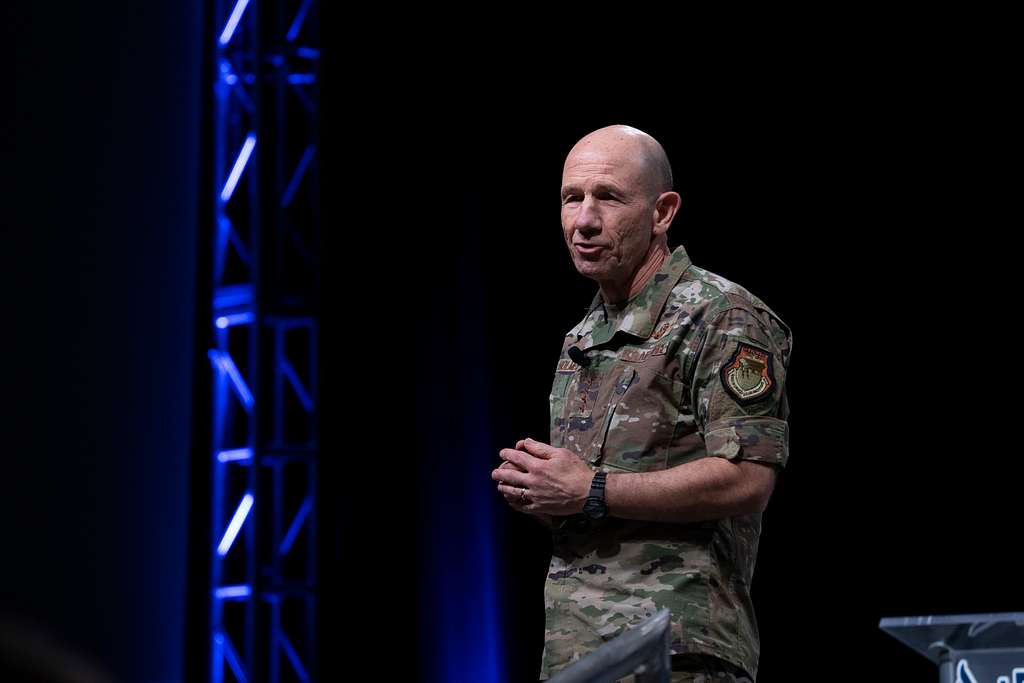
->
[564,125,673,198]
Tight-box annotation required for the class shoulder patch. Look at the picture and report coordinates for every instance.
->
[720,342,775,405]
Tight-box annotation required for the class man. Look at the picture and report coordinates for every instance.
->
[491,125,792,682]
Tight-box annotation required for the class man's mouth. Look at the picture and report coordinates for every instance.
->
[574,243,605,256]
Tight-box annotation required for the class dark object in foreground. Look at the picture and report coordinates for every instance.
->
[879,611,1024,683]
[548,609,671,683]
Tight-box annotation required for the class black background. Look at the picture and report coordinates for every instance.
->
[322,42,1020,682]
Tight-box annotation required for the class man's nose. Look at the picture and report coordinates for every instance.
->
[573,196,601,234]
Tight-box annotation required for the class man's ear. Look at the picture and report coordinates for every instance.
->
[652,191,681,236]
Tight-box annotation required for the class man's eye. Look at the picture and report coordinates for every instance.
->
[562,195,581,204]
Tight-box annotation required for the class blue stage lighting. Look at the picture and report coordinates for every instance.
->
[220,134,256,203]
[281,145,315,208]
[214,585,253,599]
[217,492,254,556]
[216,448,253,463]
[221,632,249,683]
[280,632,309,682]
[286,0,314,42]
[219,0,251,46]
[279,498,312,556]
[215,311,255,329]
[209,350,255,409]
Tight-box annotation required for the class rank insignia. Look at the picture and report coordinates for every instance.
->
[720,342,775,405]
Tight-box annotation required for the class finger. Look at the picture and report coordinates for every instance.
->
[498,461,527,472]
[497,483,531,501]
[492,468,528,488]
[504,491,533,511]
[499,448,533,471]
[516,438,528,451]
[503,491,527,509]
[522,438,556,458]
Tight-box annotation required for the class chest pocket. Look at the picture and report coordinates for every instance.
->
[597,365,682,472]
[551,364,626,460]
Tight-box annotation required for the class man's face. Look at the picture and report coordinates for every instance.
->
[560,146,656,290]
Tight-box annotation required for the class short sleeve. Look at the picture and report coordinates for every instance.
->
[690,305,792,468]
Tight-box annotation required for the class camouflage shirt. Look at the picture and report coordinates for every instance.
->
[539,245,792,681]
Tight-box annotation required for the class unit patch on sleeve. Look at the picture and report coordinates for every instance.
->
[720,342,775,405]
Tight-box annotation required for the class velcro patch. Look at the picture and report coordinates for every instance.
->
[720,342,775,405]
[618,348,651,363]
[618,342,670,363]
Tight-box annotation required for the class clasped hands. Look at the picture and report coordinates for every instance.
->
[491,438,593,517]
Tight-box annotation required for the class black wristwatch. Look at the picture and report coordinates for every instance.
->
[582,470,609,521]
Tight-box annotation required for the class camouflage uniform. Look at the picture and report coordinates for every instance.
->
[538,245,792,681]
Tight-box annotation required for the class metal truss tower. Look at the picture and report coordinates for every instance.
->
[207,0,320,681]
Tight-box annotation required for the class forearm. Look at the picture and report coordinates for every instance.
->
[604,457,772,524]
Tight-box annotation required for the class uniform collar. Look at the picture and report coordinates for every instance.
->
[582,245,692,348]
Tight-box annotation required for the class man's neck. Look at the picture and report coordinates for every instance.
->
[600,242,670,305]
